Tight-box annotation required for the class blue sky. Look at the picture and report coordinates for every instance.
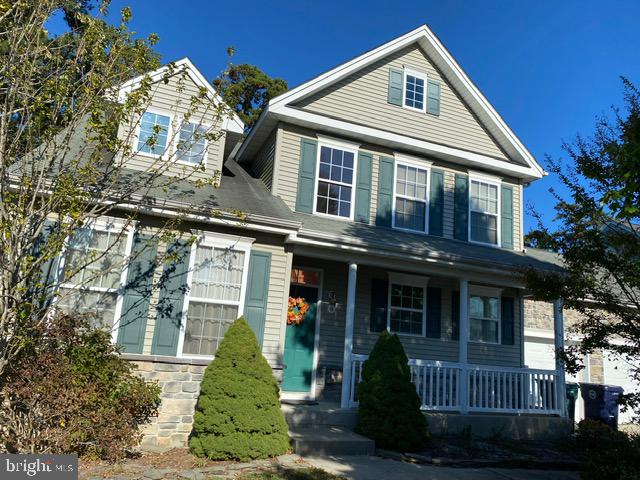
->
[49,0,640,233]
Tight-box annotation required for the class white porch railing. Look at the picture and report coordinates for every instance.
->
[348,354,562,415]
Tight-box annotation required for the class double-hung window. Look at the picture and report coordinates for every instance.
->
[393,161,430,233]
[57,220,130,330]
[137,111,171,155]
[404,69,426,112]
[179,236,252,358]
[469,294,500,343]
[315,142,356,219]
[387,274,428,336]
[469,176,500,245]
[176,122,208,165]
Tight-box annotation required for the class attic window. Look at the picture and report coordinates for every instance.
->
[176,122,208,165]
[137,111,170,155]
[404,70,426,112]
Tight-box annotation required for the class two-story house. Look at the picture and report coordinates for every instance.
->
[49,26,571,450]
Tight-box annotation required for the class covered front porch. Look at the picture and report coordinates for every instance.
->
[278,248,567,419]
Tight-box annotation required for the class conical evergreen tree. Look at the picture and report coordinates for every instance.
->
[189,317,289,460]
[355,331,429,451]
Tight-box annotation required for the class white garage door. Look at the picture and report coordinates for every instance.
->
[603,352,637,425]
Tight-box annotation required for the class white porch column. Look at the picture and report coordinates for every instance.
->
[553,299,567,417]
[459,278,469,414]
[340,262,358,408]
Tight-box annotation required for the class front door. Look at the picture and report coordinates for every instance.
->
[282,275,320,393]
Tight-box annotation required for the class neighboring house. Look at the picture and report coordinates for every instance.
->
[524,300,637,425]
[43,26,576,449]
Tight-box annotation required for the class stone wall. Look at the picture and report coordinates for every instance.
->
[126,355,208,450]
[523,299,583,331]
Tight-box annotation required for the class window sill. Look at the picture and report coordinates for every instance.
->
[119,352,212,366]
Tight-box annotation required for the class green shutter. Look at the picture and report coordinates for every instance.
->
[501,185,514,249]
[388,68,403,106]
[427,80,441,116]
[426,287,441,338]
[243,251,271,347]
[376,156,395,227]
[151,239,191,356]
[295,138,318,213]
[32,220,59,307]
[370,278,388,332]
[429,169,444,236]
[117,233,158,354]
[454,174,469,241]
[451,290,459,341]
[501,296,515,345]
[354,152,373,223]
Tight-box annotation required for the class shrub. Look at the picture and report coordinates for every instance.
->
[189,317,289,460]
[355,331,429,451]
[576,419,640,480]
[0,314,161,460]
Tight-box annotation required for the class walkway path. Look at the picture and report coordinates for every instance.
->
[304,455,579,480]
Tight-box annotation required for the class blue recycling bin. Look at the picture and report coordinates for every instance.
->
[580,383,624,430]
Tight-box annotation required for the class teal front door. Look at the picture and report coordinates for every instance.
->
[282,284,318,392]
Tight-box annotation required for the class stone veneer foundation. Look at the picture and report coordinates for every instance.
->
[124,354,209,450]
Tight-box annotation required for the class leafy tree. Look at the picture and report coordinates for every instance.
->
[356,331,429,451]
[0,0,232,404]
[524,228,558,250]
[189,317,289,460]
[524,78,640,414]
[214,61,288,130]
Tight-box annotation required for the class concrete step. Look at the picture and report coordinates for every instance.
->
[281,403,358,429]
[289,426,374,456]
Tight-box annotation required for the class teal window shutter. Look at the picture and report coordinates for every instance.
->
[429,169,444,236]
[243,250,271,347]
[451,290,460,340]
[427,80,441,116]
[295,138,318,213]
[151,239,191,356]
[370,278,388,332]
[117,233,158,354]
[426,287,442,338]
[388,68,403,106]
[454,174,469,241]
[376,156,395,227]
[354,151,373,223]
[501,296,515,345]
[501,185,514,249]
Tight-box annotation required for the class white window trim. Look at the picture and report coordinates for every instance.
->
[134,107,175,160]
[468,285,503,345]
[402,67,428,113]
[468,174,502,247]
[176,232,254,360]
[173,120,211,168]
[387,272,429,337]
[53,217,135,343]
[312,140,359,222]
[391,155,432,235]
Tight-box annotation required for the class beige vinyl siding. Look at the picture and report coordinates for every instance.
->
[118,73,227,183]
[276,123,522,249]
[252,129,277,190]
[294,44,508,161]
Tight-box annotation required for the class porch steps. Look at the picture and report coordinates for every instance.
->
[282,403,374,456]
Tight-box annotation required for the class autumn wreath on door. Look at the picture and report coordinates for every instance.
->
[287,297,310,325]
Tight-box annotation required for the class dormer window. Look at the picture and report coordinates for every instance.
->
[314,142,357,219]
[176,122,207,165]
[137,110,171,155]
[404,69,426,112]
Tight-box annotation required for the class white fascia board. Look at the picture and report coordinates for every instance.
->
[266,25,544,178]
[116,57,245,134]
[274,106,543,181]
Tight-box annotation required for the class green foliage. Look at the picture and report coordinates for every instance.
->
[0,313,161,459]
[524,228,558,251]
[189,317,289,461]
[355,331,429,451]
[576,419,640,480]
[214,63,288,130]
[524,79,640,413]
